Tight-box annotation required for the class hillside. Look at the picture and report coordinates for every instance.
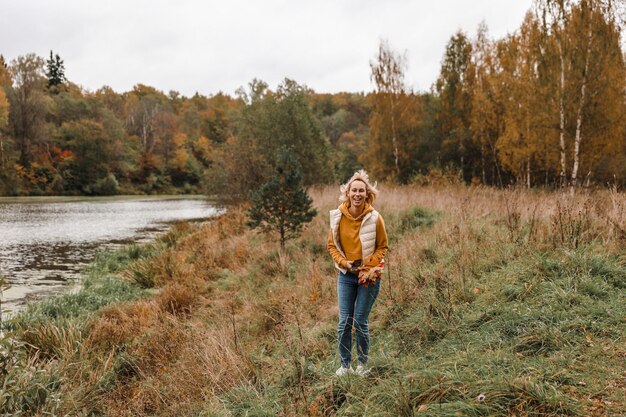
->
[1,185,625,416]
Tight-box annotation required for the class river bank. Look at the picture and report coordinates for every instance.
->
[1,185,625,416]
[0,195,220,314]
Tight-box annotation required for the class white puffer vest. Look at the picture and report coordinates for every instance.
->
[329,208,379,274]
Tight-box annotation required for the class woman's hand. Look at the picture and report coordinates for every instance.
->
[358,264,384,287]
[346,259,363,274]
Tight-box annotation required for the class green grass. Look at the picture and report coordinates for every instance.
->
[7,245,156,330]
[1,192,625,416]
[399,206,440,233]
[0,241,163,415]
[212,219,625,416]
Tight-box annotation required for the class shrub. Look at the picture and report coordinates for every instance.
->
[399,206,439,232]
[86,173,119,195]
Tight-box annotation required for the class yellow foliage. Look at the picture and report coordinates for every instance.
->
[194,135,212,164]
[0,59,10,87]
[171,133,189,170]
[0,88,8,129]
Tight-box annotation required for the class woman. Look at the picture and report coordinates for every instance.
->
[327,170,388,376]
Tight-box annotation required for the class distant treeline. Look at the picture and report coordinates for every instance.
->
[0,0,623,197]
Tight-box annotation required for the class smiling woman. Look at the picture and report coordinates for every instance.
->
[327,169,388,376]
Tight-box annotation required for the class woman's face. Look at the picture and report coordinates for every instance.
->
[348,180,367,208]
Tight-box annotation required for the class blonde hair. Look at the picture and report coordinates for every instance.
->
[339,169,379,206]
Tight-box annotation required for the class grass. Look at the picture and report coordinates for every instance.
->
[1,185,625,416]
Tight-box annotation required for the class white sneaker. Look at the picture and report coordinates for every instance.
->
[354,364,370,376]
[335,366,352,376]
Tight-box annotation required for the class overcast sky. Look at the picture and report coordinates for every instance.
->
[1,0,533,97]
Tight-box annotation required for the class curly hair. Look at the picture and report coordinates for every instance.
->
[339,169,379,206]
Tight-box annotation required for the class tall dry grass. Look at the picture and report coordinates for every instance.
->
[3,184,626,416]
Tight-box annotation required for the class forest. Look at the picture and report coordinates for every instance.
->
[0,0,623,197]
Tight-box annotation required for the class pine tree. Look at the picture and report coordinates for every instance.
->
[45,51,66,89]
[246,146,318,251]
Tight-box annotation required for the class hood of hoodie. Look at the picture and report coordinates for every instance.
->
[339,201,373,221]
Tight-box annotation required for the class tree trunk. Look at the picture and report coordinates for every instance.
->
[0,134,4,170]
[489,142,503,187]
[558,41,567,188]
[389,94,400,176]
[570,10,593,193]
[19,136,31,168]
[280,229,285,252]
[481,145,486,184]
[279,211,285,252]
[460,154,465,181]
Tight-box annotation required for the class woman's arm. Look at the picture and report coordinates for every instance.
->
[327,229,350,268]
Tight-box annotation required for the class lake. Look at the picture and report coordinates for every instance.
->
[0,196,220,314]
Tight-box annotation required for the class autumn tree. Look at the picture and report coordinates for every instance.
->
[61,119,115,194]
[369,39,422,182]
[7,54,49,168]
[204,79,272,201]
[153,110,178,167]
[312,92,371,181]
[125,85,169,184]
[0,55,10,86]
[495,13,555,187]
[574,1,626,184]
[533,0,625,188]
[468,23,505,185]
[208,78,331,201]
[436,32,476,181]
[96,86,127,120]
[0,88,8,171]
[0,59,9,171]
[534,0,571,186]
[257,78,332,185]
[180,102,202,139]
[126,85,164,157]
[565,0,624,188]
[202,92,237,144]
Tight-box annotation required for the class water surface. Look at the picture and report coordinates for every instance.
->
[0,196,220,313]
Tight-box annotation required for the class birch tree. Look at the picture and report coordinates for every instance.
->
[569,1,593,190]
[535,0,571,186]
[496,13,554,187]
[369,39,422,182]
[469,23,504,186]
[566,0,625,188]
[436,32,475,181]
[370,39,405,177]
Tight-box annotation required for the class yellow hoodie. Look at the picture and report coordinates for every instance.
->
[327,202,388,269]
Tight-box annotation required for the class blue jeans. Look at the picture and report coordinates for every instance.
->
[337,271,381,368]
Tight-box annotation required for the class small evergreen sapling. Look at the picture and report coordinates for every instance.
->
[246,147,317,251]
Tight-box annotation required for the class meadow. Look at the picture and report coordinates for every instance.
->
[1,184,625,416]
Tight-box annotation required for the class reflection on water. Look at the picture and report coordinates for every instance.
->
[0,196,220,313]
